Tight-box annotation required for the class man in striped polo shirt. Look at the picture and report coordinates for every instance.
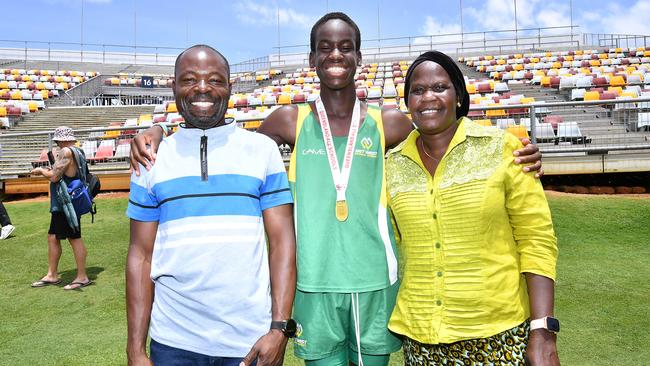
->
[126,45,296,366]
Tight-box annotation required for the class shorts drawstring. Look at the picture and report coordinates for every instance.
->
[351,292,364,366]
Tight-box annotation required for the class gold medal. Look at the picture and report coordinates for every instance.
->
[336,200,349,222]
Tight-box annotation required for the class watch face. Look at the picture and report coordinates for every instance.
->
[546,317,560,332]
[285,319,298,337]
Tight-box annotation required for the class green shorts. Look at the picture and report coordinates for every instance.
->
[293,282,402,365]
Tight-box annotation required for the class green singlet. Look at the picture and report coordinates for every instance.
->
[289,103,398,293]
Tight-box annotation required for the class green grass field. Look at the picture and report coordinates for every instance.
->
[0,194,648,365]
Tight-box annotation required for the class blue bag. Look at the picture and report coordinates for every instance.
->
[67,179,93,216]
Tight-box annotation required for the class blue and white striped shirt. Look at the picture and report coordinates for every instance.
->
[127,122,292,357]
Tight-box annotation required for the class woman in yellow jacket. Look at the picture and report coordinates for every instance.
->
[386,51,560,365]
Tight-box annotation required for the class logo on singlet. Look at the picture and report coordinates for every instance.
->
[355,136,378,158]
[302,148,326,156]
[360,137,373,150]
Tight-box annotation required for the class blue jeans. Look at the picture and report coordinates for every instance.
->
[150,339,256,366]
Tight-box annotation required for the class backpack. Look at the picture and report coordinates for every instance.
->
[70,147,101,222]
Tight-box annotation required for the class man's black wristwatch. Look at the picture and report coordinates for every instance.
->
[270,319,297,338]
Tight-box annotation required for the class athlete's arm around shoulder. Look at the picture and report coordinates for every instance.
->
[382,108,414,150]
[258,105,299,147]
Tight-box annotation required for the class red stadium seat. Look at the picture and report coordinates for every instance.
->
[293,94,306,104]
[90,145,114,162]
[356,88,367,100]
[543,115,564,129]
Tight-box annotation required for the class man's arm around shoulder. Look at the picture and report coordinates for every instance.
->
[241,203,296,366]
[126,219,158,366]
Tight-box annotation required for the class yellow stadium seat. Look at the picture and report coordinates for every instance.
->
[397,84,405,98]
[485,104,506,117]
[466,83,477,94]
[610,76,626,87]
[565,55,574,61]
[104,129,120,138]
[11,91,22,100]
[0,107,6,117]
[644,50,650,57]
[138,114,153,124]
[40,90,49,99]
[36,82,45,90]
[583,91,600,101]
[620,92,637,98]
[497,59,506,65]
[520,97,536,104]
[598,53,608,59]
[513,64,524,71]
[541,77,551,87]
[474,119,493,127]
[506,125,529,139]
[110,78,120,85]
[166,102,178,113]
[552,62,562,69]
[277,93,292,105]
[243,121,262,130]
[575,50,584,55]
[28,102,38,112]
[589,60,601,67]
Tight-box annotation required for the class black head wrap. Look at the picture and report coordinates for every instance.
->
[404,50,470,119]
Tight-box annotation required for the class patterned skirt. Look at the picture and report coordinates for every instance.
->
[402,321,530,366]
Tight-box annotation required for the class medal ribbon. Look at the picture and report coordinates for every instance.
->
[315,96,361,204]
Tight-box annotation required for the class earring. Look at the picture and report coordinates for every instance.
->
[457,102,461,107]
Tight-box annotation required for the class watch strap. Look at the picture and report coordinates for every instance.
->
[530,317,546,330]
[270,320,287,330]
[530,316,559,333]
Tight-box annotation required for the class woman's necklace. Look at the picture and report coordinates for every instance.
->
[419,137,440,163]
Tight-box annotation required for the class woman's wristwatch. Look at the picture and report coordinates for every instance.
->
[530,316,560,333]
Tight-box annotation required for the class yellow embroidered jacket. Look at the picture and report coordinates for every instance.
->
[386,117,557,344]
